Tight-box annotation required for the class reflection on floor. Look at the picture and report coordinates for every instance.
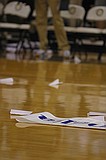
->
[0,44,106,64]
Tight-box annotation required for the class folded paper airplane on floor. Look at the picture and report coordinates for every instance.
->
[48,79,63,89]
[13,112,106,130]
[74,56,81,64]
[0,78,14,85]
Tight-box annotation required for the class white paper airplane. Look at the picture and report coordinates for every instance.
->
[14,112,106,130]
[0,78,14,85]
[74,56,81,64]
[10,109,32,116]
[49,84,59,89]
[49,79,63,88]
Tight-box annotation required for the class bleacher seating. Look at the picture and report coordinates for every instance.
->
[48,5,106,61]
[0,1,106,62]
[0,1,33,59]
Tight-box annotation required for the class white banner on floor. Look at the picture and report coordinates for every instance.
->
[15,112,106,130]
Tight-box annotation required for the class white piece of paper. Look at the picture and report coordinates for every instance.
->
[0,78,14,85]
[15,112,106,130]
[87,112,106,116]
[90,116,105,121]
[49,79,63,87]
[10,109,32,115]
[49,84,59,89]
[74,56,81,64]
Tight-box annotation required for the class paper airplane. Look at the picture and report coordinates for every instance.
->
[49,79,63,88]
[0,78,14,85]
[49,84,59,89]
[10,109,32,116]
[74,56,81,64]
[14,112,106,130]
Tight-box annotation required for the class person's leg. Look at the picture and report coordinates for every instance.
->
[48,0,70,52]
[36,0,48,50]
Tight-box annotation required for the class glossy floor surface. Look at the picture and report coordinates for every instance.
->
[0,58,106,160]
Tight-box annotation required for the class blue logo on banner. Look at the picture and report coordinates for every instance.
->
[39,114,58,122]
[61,120,74,124]
[38,114,106,129]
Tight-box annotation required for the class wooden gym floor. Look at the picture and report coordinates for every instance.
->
[0,54,106,160]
